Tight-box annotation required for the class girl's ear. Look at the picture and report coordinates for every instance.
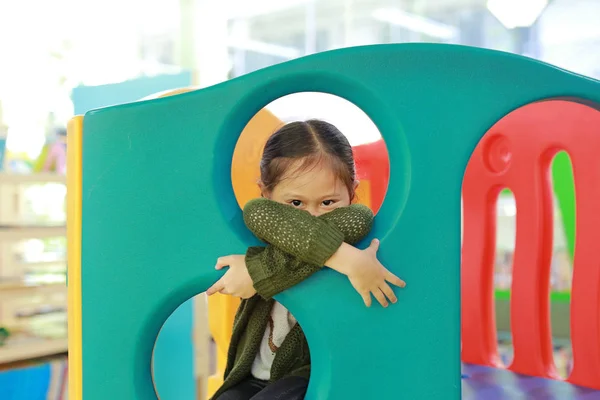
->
[258,181,271,199]
[350,180,360,203]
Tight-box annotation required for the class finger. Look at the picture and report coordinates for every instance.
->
[379,282,397,304]
[215,256,233,270]
[368,238,380,253]
[385,271,406,288]
[219,287,232,295]
[361,292,372,307]
[206,280,225,296]
[372,289,389,308]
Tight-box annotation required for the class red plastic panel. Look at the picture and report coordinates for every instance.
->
[349,100,600,389]
[461,100,600,389]
[353,140,390,214]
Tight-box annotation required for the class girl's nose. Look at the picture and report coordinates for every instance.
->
[307,206,322,217]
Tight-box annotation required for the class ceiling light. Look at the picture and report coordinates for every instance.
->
[226,0,314,19]
[227,38,301,59]
[372,8,458,40]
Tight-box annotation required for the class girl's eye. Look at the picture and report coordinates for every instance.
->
[322,200,335,206]
[291,200,303,207]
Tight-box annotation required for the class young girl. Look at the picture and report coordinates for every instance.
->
[207,119,405,400]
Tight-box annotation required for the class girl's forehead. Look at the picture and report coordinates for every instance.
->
[276,167,345,196]
[282,158,337,179]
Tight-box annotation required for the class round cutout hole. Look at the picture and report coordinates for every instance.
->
[231,92,390,214]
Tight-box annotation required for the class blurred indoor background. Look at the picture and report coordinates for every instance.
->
[0,0,595,398]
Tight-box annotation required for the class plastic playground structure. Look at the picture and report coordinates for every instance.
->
[66,43,600,399]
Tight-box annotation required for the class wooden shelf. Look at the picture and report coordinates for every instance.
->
[16,260,66,272]
[0,173,66,184]
[0,337,68,365]
[0,173,68,366]
[0,226,66,240]
[0,280,66,299]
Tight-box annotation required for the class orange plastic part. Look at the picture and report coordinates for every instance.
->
[231,109,283,208]
[461,100,600,389]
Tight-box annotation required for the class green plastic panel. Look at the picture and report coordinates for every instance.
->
[80,44,600,399]
[72,72,196,400]
[552,151,576,261]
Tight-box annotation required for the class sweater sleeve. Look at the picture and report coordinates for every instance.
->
[243,198,345,266]
[246,245,321,299]
[244,199,374,299]
[317,203,374,245]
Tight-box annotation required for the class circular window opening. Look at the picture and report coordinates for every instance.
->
[231,92,390,214]
[153,293,233,400]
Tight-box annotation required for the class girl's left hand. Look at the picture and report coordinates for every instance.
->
[206,255,257,299]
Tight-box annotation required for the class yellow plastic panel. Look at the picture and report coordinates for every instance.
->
[67,115,84,400]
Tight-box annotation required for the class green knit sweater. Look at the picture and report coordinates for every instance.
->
[211,199,374,399]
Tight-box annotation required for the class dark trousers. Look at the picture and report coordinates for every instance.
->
[215,376,308,400]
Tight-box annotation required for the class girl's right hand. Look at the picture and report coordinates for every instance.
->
[326,239,406,308]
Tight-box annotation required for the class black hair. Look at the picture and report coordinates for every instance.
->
[260,119,356,199]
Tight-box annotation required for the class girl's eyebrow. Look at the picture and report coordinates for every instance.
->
[284,191,341,198]
[283,192,307,198]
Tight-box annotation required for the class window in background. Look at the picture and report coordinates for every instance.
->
[224,0,600,81]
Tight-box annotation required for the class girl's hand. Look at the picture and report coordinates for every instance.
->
[326,239,406,308]
[206,255,257,299]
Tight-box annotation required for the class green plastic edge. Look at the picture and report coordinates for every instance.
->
[495,289,571,303]
[552,151,576,261]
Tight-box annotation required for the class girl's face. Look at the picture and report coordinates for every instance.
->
[263,159,358,217]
